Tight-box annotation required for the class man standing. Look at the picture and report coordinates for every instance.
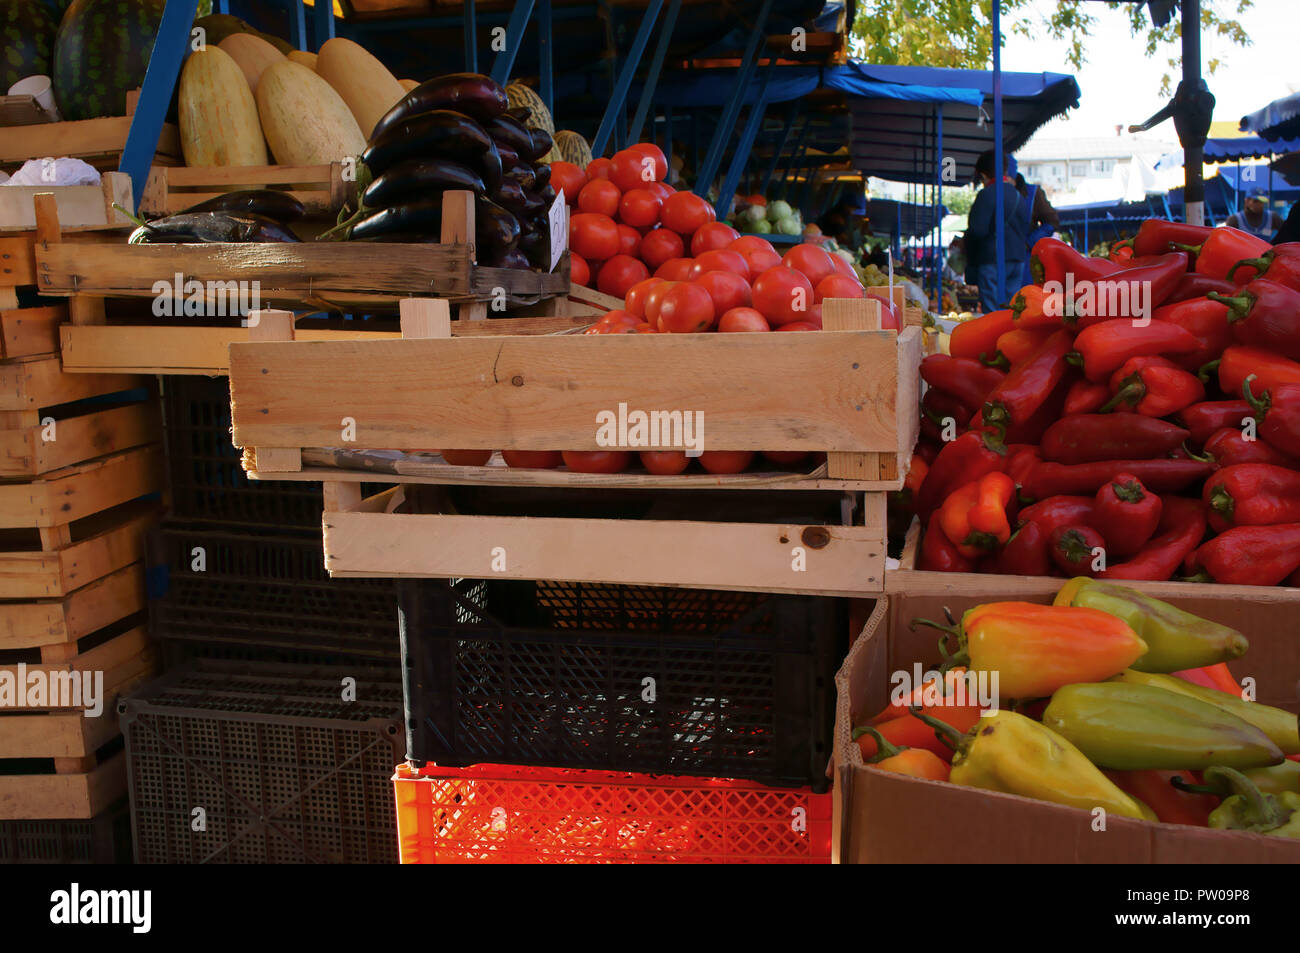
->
[1225,191,1284,239]
[964,149,1027,313]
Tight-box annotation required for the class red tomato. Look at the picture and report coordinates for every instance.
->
[549,161,587,205]
[690,221,741,256]
[775,321,820,331]
[624,277,664,318]
[618,188,662,229]
[570,252,591,287]
[657,282,716,333]
[562,450,630,473]
[632,323,656,333]
[692,271,751,316]
[608,149,652,192]
[828,252,858,279]
[578,178,621,217]
[595,308,639,327]
[646,181,675,202]
[628,143,668,182]
[717,307,770,332]
[502,450,563,469]
[616,224,641,257]
[440,449,492,466]
[763,450,810,465]
[596,255,651,298]
[783,243,838,287]
[643,281,678,326]
[805,303,823,328]
[661,191,715,235]
[751,265,815,326]
[654,257,696,282]
[815,274,866,303]
[586,157,614,181]
[569,212,620,262]
[728,235,783,276]
[639,450,690,475]
[640,228,685,270]
[698,450,754,474]
[689,248,750,281]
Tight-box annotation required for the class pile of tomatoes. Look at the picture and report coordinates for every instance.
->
[434,448,827,476]
[551,143,891,334]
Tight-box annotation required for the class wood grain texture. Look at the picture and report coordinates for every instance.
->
[324,510,885,596]
[0,114,180,166]
[0,356,142,410]
[0,562,144,650]
[229,330,903,453]
[0,401,159,478]
[0,751,127,820]
[0,445,161,529]
[0,305,63,359]
[140,163,343,216]
[0,707,121,759]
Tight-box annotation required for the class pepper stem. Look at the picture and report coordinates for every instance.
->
[1226,253,1272,283]
[1201,766,1292,833]
[1209,485,1235,521]
[1181,441,1214,464]
[980,350,1011,372]
[1206,290,1254,324]
[1241,374,1270,419]
[1064,351,1084,368]
[911,612,970,670]
[909,706,965,753]
[1099,377,1145,413]
[853,725,904,763]
[1110,478,1145,503]
[1058,528,1095,566]
[1168,240,1205,257]
[1196,359,1221,384]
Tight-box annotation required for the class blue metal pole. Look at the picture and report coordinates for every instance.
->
[489,0,537,86]
[464,0,478,73]
[118,0,201,210]
[663,105,673,175]
[693,0,774,199]
[715,59,776,220]
[992,0,1005,308]
[935,103,944,310]
[590,0,664,158]
[777,116,813,201]
[288,0,307,51]
[313,0,335,50]
[628,0,681,144]
[215,0,229,14]
[538,0,552,117]
[759,102,800,196]
[1084,209,1089,252]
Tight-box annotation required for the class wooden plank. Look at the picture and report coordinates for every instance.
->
[0,445,161,529]
[0,401,159,478]
[0,235,37,287]
[0,709,120,759]
[141,163,342,217]
[323,510,886,596]
[0,114,179,166]
[245,310,301,473]
[0,626,149,681]
[0,562,145,650]
[0,356,142,410]
[0,750,127,820]
[0,305,63,359]
[0,186,111,230]
[825,297,882,480]
[230,331,903,453]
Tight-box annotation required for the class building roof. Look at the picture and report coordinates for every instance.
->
[1016,135,1178,162]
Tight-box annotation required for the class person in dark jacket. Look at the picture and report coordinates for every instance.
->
[1273,201,1300,245]
[965,149,1027,312]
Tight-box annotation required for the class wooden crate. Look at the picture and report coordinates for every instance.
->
[0,355,144,412]
[0,172,134,232]
[0,305,63,360]
[0,562,145,657]
[0,395,160,479]
[0,102,180,171]
[138,163,349,219]
[0,445,161,535]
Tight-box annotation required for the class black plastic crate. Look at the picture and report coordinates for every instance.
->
[149,521,400,661]
[399,579,845,792]
[121,660,404,864]
[0,799,132,864]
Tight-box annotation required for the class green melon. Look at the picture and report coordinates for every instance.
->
[1,0,60,93]
[506,82,554,135]
[52,0,167,121]
[554,129,592,169]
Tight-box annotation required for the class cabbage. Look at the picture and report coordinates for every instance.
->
[740,205,766,227]
[752,219,772,234]
[775,216,799,235]
[767,199,794,221]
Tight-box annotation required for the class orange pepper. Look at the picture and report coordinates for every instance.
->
[869,665,970,725]
[902,457,929,499]
[854,705,982,763]
[949,309,1014,363]
[1010,284,1060,329]
[856,726,951,781]
[995,327,1056,368]
[938,472,1014,559]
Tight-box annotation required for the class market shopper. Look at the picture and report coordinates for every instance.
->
[1015,168,1059,286]
[1224,190,1284,238]
[964,149,1027,312]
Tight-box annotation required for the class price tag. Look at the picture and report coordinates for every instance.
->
[548,189,568,273]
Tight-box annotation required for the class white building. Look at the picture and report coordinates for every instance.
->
[1015,132,1180,201]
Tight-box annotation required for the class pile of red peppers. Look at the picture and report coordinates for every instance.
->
[904,221,1300,586]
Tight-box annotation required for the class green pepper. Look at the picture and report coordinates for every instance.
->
[1177,760,1300,797]
[1054,578,1248,673]
[1202,766,1300,838]
[1042,682,1285,771]
[1111,669,1300,754]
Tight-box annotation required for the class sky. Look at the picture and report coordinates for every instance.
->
[1002,0,1297,142]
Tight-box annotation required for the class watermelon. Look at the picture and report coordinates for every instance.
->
[52,0,167,121]
[1,0,60,93]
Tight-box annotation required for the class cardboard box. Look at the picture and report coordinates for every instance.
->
[833,589,1300,864]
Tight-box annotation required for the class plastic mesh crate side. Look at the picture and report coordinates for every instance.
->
[0,800,132,864]
[398,579,845,790]
[392,763,832,864]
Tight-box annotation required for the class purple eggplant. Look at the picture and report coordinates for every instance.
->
[370,72,508,140]
[484,115,534,159]
[361,158,486,209]
[348,200,444,242]
[475,196,520,259]
[361,110,503,190]
[490,178,528,215]
[128,211,299,243]
[178,189,306,223]
[531,163,552,190]
[526,127,554,163]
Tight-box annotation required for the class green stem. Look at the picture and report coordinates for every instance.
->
[1169,240,1205,257]
[1209,485,1235,522]
[1196,359,1221,384]
[1064,351,1084,368]
[112,202,151,231]
[853,725,905,763]
[1227,253,1271,283]
[1202,766,1290,832]
[909,706,965,753]
[1241,374,1270,419]
[1181,441,1214,464]
[1206,290,1254,324]
[1179,570,1213,584]
[980,350,1011,372]
[1099,378,1144,413]
[1110,478,1145,503]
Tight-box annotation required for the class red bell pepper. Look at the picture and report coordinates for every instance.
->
[1093,472,1162,559]
[917,517,975,573]
[1062,378,1111,416]
[1227,245,1300,290]
[914,427,1007,521]
[1108,240,1135,264]
[1101,355,1205,417]
[921,388,977,442]
[1070,319,1200,383]
[1039,413,1190,465]
[1243,376,1300,459]
[1129,219,1213,258]
[982,520,1054,576]
[1057,252,1190,328]
[1217,346,1300,400]
[1178,399,1254,445]
[1017,495,1095,534]
[1006,443,1042,490]
[1049,525,1106,577]
[1209,278,1300,361]
[1202,427,1298,469]
[1099,496,1207,581]
[979,328,1074,437]
[1106,770,1217,826]
[1020,457,1215,502]
[1009,284,1060,330]
[1174,226,1271,280]
[1174,662,1242,696]
[920,354,1006,410]
[948,309,1015,363]
[1186,522,1300,586]
[1030,237,1124,286]
[996,327,1056,368]
[1164,271,1237,305]
[1203,463,1300,534]
[1153,296,1230,371]
[914,440,942,465]
[937,472,1015,559]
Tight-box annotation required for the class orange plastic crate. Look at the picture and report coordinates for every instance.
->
[393,763,832,864]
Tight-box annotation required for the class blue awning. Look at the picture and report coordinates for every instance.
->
[1215,165,1300,199]
[1205,135,1300,162]
[1241,91,1300,142]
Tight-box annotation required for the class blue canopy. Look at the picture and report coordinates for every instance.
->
[1215,165,1300,199]
[1241,91,1300,142]
[863,198,949,239]
[1205,135,1300,162]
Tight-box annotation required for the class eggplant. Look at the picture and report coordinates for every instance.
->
[531,163,552,190]
[505,106,532,124]
[361,110,503,190]
[526,127,554,162]
[370,72,508,141]
[503,166,536,193]
[484,115,534,159]
[518,225,548,269]
[495,143,520,167]
[486,248,531,270]
[127,211,300,244]
[519,189,545,217]
[179,189,307,223]
[475,196,521,259]
[362,158,486,209]
[490,178,528,215]
[349,200,444,242]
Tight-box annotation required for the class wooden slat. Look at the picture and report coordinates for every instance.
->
[0,305,63,359]
[0,445,161,529]
[0,562,145,650]
[324,510,885,596]
[230,330,903,453]
[0,709,120,759]
[0,114,179,166]
[0,750,127,820]
[0,356,142,410]
[0,505,156,600]
[0,401,159,478]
